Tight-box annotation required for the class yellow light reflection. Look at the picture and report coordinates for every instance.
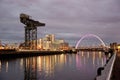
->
[98,51,102,59]
[6,61,8,72]
[37,57,42,71]
[87,52,89,58]
[0,60,1,72]
[32,57,37,71]
[54,55,57,63]
[20,59,23,70]
[93,52,95,65]
[82,51,84,57]
[60,54,64,64]
[23,54,67,78]
[43,56,54,76]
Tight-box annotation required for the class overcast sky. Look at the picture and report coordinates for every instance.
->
[0,0,120,46]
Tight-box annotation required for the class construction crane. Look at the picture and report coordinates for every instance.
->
[20,13,45,50]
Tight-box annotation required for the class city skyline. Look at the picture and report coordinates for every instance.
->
[0,0,120,46]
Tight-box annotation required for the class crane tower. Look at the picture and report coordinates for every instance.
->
[20,13,45,50]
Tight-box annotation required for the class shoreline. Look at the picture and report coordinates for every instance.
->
[0,49,76,59]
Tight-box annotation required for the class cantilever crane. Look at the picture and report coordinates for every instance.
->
[20,13,45,50]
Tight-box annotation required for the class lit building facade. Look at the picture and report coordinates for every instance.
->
[60,42,69,50]
[117,44,120,52]
[37,39,43,50]
[110,42,120,53]
[37,34,69,51]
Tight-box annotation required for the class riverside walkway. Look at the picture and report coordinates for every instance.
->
[111,53,120,80]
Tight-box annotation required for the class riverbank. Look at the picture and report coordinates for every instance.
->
[0,50,63,59]
[0,49,77,59]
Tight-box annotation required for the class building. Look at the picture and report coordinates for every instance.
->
[117,44,120,52]
[37,34,69,51]
[37,39,43,50]
[110,42,120,53]
[60,42,69,50]
[0,40,4,49]
[45,34,55,42]
[110,43,117,50]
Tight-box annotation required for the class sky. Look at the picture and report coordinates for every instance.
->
[0,0,120,46]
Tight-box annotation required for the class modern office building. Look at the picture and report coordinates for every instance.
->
[37,34,69,51]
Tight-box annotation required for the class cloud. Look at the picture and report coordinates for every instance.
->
[0,0,120,45]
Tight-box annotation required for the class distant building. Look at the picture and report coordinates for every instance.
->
[37,34,69,51]
[37,39,43,50]
[45,34,55,42]
[110,42,120,53]
[117,44,120,52]
[60,42,69,50]
[0,40,4,49]
[110,42,118,52]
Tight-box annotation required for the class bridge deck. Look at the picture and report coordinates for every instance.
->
[111,53,120,80]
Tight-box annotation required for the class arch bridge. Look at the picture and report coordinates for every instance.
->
[75,34,107,51]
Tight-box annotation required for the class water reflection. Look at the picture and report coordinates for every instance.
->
[23,54,67,80]
[0,52,107,80]
[76,51,106,70]
[87,51,89,58]
[24,57,37,80]
[0,61,9,73]
[0,61,1,72]
[93,51,95,65]
[6,61,8,72]
[20,59,23,70]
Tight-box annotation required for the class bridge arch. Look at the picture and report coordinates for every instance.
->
[75,34,105,49]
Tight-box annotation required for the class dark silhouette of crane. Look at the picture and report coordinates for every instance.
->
[20,13,45,50]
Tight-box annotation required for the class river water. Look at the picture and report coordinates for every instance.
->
[0,51,106,80]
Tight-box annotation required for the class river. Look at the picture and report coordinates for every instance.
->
[0,51,106,80]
